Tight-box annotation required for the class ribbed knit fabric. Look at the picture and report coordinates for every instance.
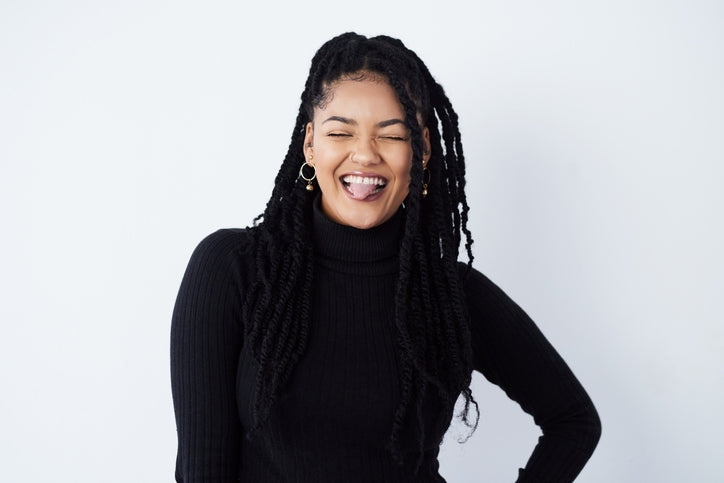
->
[171,202,601,482]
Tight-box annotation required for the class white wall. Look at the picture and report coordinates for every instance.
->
[1,1,721,481]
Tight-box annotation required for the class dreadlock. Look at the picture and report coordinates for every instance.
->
[242,32,479,471]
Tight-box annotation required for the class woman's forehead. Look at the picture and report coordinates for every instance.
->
[313,78,405,118]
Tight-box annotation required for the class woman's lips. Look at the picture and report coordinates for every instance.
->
[340,173,388,201]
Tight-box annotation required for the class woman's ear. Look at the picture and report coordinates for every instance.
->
[303,122,314,162]
[422,127,431,168]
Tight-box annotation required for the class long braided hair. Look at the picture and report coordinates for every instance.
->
[243,32,479,469]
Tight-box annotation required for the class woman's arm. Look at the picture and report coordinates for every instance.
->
[461,266,601,482]
[171,230,247,482]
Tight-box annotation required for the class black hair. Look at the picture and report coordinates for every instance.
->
[242,32,478,471]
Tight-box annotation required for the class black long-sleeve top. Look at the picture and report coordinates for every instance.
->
[171,203,601,482]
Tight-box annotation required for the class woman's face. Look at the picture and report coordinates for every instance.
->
[303,76,430,229]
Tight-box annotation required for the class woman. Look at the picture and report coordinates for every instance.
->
[171,33,601,482]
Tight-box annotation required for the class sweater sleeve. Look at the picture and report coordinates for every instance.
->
[460,265,601,482]
[171,230,247,482]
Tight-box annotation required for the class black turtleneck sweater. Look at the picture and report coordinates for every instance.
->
[171,203,601,482]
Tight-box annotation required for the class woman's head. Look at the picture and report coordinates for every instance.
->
[247,33,477,471]
[259,33,471,241]
[302,74,431,229]
[298,34,435,229]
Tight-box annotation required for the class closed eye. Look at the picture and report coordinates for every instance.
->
[327,133,351,137]
[383,136,407,141]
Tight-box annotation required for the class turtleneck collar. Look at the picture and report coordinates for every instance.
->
[312,195,403,264]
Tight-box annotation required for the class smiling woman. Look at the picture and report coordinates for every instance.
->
[303,76,430,228]
[170,32,601,482]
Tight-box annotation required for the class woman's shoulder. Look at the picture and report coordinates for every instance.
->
[191,227,255,259]
[184,228,258,284]
[456,261,521,313]
[194,227,255,251]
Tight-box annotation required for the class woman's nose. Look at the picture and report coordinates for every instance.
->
[350,137,380,165]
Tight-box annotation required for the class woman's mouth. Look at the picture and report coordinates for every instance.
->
[341,174,388,201]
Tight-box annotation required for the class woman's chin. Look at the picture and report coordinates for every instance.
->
[321,194,397,229]
[332,208,385,229]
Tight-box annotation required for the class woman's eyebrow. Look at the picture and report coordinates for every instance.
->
[321,116,406,128]
[377,119,405,128]
[322,116,356,125]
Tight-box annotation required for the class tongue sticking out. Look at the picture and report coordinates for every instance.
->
[347,182,379,200]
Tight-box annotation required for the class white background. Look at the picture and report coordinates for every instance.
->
[1,1,722,481]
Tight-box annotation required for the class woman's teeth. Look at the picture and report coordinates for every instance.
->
[341,175,387,198]
[341,175,386,186]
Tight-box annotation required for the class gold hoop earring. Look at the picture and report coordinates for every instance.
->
[299,156,316,191]
[422,166,431,197]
